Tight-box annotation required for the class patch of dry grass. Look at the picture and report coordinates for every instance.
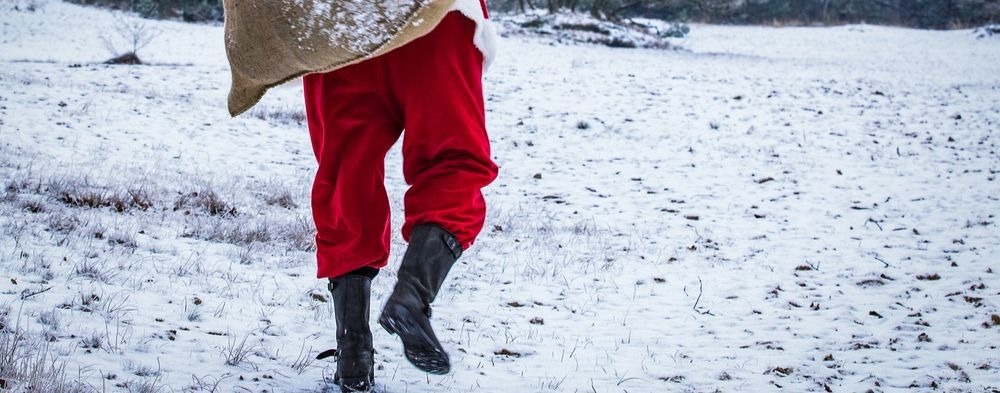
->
[0,306,87,392]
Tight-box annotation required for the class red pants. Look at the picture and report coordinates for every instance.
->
[303,12,498,279]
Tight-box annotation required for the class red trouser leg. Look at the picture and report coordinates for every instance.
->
[304,11,497,279]
[303,57,402,279]
[386,12,498,249]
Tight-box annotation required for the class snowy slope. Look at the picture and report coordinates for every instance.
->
[2,1,999,392]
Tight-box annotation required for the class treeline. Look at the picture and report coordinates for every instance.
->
[67,0,999,29]
[491,0,1000,28]
[67,0,223,22]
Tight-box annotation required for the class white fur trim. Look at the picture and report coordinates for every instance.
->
[449,0,498,73]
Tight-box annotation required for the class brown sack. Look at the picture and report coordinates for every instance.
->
[223,0,456,117]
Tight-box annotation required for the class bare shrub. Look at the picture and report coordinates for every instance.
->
[36,310,61,331]
[286,215,316,252]
[47,176,152,213]
[263,189,298,209]
[0,304,10,332]
[236,243,259,265]
[99,290,135,319]
[249,106,307,125]
[183,217,269,245]
[103,315,133,354]
[2,218,31,241]
[89,222,108,240]
[48,176,108,208]
[2,184,18,202]
[187,374,226,392]
[107,229,139,250]
[69,293,103,313]
[174,189,237,216]
[570,218,599,236]
[19,253,52,277]
[288,341,314,374]
[100,15,159,64]
[121,375,165,393]
[46,211,81,234]
[183,214,315,252]
[125,360,161,377]
[57,189,108,209]
[172,256,204,277]
[0,325,84,392]
[19,199,46,213]
[74,260,118,284]
[172,256,204,278]
[79,332,103,350]
[221,333,256,367]
[186,306,202,322]
[122,187,154,211]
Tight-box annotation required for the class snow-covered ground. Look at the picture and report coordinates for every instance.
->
[2,1,999,392]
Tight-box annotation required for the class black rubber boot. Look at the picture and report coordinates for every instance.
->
[378,224,462,375]
[320,275,375,392]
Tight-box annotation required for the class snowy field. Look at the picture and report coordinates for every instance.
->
[2,1,1000,392]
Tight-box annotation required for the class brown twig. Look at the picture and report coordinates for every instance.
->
[20,286,52,300]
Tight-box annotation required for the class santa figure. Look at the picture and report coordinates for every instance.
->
[224,1,498,391]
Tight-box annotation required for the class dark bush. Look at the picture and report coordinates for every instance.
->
[555,22,612,35]
[105,52,142,65]
[977,24,1000,37]
[603,37,637,48]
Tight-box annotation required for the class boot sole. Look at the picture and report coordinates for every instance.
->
[378,303,450,375]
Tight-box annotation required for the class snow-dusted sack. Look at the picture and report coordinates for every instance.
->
[223,0,448,117]
[1,1,999,392]
[223,0,496,117]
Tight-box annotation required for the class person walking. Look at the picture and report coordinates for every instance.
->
[224,1,498,391]
[305,1,497,390]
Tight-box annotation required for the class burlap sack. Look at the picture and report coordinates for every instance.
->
[224,0,456,117]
